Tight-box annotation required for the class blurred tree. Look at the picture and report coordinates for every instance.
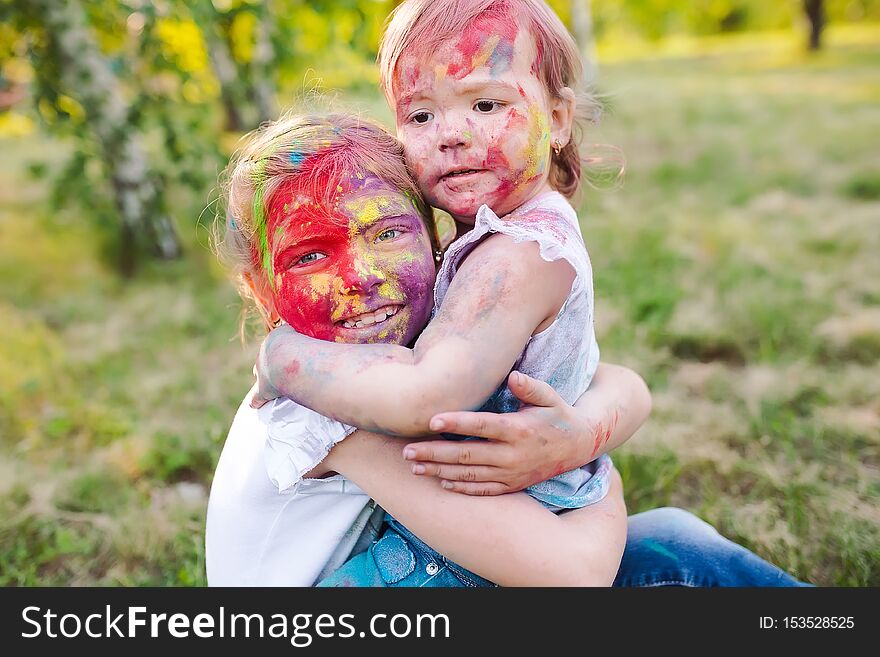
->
[192,0,249,130]
[250,2,276,124]
[804,0,825,50]
[23,0,182,272]
[571,0,598,83]
[192,0,277,130]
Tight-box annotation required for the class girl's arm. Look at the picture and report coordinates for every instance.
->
[254,234,574,437]
[402,363,652,495]
[322,429,627,587]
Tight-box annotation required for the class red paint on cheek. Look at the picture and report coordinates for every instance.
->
[275,272,337,341]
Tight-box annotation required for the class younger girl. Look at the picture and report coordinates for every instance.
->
[252,0,620,583]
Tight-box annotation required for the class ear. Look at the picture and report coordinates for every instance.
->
[549,86,576,150]
[243,270,282,329]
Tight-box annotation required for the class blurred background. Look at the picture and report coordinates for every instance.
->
[0,0,877,586]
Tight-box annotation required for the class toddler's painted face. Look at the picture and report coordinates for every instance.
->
[392,13,553,223]
[264,174,436,345]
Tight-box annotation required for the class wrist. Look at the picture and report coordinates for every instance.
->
[262,326,296,391]
[571,401,603,466]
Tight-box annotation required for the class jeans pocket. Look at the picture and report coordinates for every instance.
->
[371,530,416,585]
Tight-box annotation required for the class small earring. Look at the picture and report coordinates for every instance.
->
[434,249,443,263]
[271,317,282,328]
[552,139,563,156]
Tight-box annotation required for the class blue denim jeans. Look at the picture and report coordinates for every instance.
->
[317,507,811,587]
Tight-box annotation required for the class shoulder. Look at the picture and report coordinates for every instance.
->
[460,232,569,281]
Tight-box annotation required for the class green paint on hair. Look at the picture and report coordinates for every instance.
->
[251,158,274,289]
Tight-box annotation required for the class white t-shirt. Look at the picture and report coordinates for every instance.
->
[205,386,381,586]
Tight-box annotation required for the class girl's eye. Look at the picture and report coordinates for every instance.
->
[376,228,402,242]
[474,100,503,113]
[296,252,327,266]
[410,111,433,125]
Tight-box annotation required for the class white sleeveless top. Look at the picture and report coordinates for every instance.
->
[433,191,612,510]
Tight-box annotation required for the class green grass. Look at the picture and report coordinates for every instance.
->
[1,26,878,586]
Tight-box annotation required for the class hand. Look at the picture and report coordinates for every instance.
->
[402,371,583,495]
[249,325,291,409]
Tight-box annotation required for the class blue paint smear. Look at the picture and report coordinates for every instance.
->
[489,40,515,77]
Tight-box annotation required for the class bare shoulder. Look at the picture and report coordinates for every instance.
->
[459,232,573,281]
[454,232,575,332]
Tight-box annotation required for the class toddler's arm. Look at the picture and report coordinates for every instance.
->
[324,429,627,586]
[254,234,574,437]
[403,363,652,494]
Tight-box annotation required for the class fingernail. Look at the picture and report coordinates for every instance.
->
[412,464,425,475]
[511,371,521,386]
[403,448,416,460]
[429,418,445,431]
[441,480,453,489]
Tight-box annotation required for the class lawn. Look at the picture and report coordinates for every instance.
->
[1,25,878,586]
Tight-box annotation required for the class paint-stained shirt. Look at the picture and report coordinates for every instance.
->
[433,190,612,511]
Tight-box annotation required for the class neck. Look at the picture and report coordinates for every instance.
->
[452,181,556,238]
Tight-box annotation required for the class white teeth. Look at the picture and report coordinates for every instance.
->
[341,306,399,329]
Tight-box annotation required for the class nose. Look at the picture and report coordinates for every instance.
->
[438,115,471,152]
[339,257,386,294]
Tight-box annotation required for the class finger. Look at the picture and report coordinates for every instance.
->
[440,480,512,496]
[427,411,511,440]
[507,370,563,408]
[411,462,501,482]
[403,440,510,466]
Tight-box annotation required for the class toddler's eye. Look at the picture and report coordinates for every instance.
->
[297,252,327,265]
[474,100,503,113]
[376,228,402,242]
[410,111,433,125]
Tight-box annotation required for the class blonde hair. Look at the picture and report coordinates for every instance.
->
[378,0,603,199]
[214,112,438,336]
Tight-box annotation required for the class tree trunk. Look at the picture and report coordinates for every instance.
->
[804,0,825,51]
[571,0,598,84]
[251,5,276,125]
[194,0,257,130]
[203,20,247,131]
[37,0,181,269]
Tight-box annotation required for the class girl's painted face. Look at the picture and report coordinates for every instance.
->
[392,13,555,224]
[264,174,436,345]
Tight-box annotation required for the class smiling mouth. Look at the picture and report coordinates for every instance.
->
[338,305,402,329]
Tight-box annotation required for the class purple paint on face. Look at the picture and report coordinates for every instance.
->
[267,174,437,345]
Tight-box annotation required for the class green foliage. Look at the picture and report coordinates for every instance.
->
[0,515,104,585]
[141,431,220,483]
[53,470,134,513]
[841,171,880,200]
[616,448,682,513]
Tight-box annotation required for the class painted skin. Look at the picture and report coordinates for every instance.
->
[392,13,557,224]
[265,173,436,346]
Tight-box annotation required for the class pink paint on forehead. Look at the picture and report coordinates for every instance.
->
[447,10,520,79]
